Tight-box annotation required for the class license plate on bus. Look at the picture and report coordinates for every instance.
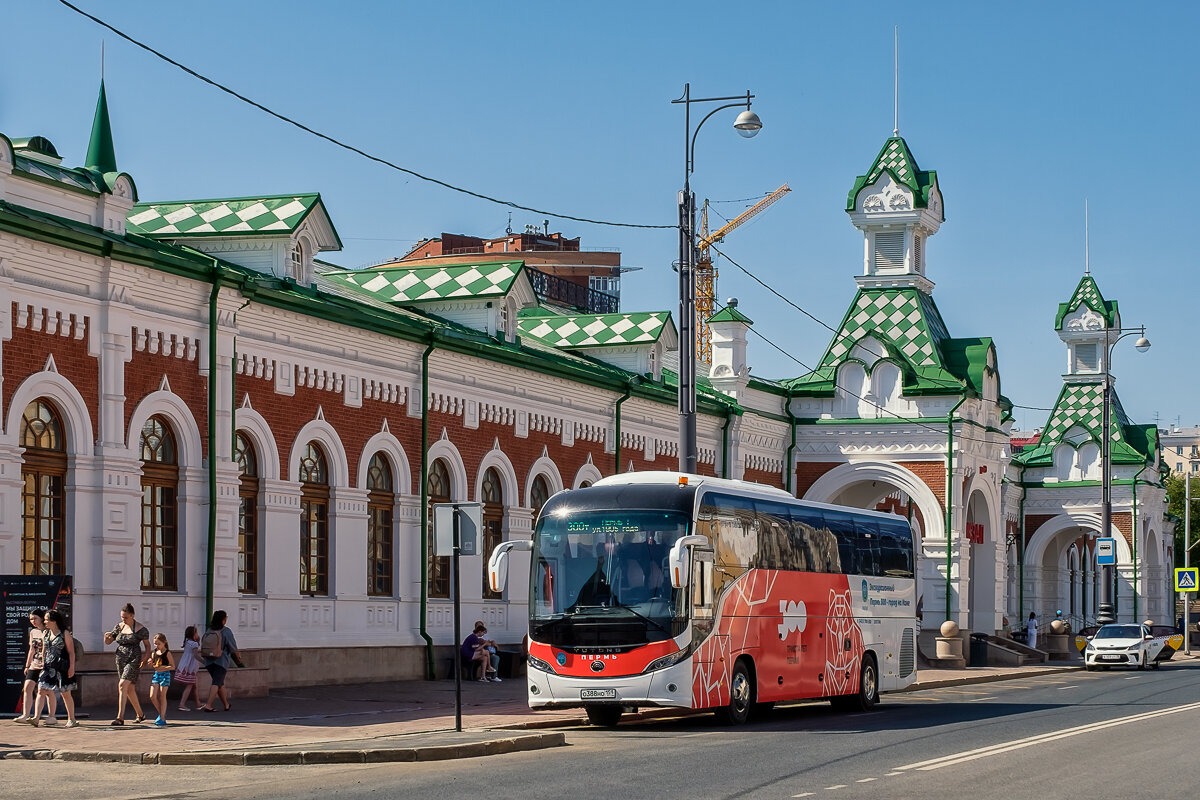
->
[580,689,617,700]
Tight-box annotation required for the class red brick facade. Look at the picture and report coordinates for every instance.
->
[3,307,98,436]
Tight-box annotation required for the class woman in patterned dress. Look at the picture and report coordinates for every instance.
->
[12,609,46,724]
[34,609,78,727]
[102,602,151,725]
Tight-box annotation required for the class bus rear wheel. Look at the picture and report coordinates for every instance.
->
[585,705,622,727]
[715,660,754,725]
[832,654,879,712]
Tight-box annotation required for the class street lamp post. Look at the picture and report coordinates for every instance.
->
[1096,325,1150,626]
[671,84,762,474]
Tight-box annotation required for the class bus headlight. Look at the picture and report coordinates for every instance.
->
[528,654,557,674]
[642,649,688,674]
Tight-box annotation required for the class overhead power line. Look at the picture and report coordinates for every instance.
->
[54,0,675,231]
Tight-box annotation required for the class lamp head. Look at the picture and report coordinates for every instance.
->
[1134,336,1151,353]
[733,109,762,138]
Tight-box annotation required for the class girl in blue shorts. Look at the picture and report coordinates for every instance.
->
[148,633,176,727]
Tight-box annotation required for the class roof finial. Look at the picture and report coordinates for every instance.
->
[1084,198,1090,276]
[101,40,105,81]
[893,26,899,137]
[85,78,118,175]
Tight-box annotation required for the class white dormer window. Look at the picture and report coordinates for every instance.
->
[497,304,509,339]
[873,231,905,273]
[291,241,304,280]
[1073,343,1099,373]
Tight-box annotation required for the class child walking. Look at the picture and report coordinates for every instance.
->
[148,633,176,727]
[175,626,201,711]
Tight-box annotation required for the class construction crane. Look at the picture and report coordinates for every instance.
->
[695,184,791,363]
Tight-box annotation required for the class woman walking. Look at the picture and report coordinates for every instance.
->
[200,610,243,713]
[12,609,46,724]
[34,610,78,727]
[102,602,150,725]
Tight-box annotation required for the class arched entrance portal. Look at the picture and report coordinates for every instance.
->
[965,489,998,633]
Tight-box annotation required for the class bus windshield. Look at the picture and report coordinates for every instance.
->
[530,509,690,647]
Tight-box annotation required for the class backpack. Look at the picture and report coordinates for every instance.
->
[200,628,223,660]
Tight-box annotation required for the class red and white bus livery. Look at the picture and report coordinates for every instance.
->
[489,471,918,726]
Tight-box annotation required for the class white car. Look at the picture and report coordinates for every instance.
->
[1081,623,1176,671]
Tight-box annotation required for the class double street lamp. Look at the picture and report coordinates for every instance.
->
[671,84,762,473]
[1095,325,1151,626]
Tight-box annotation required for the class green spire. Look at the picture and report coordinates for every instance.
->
[85,80,117,175]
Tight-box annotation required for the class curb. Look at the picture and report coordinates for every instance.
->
[900,665,1080,692]
[35,731,566,766]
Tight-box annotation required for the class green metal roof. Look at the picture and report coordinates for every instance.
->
[846,136,941,216]
[325,260,524,303]
[127,194,322,237]
[13,154,106,194]
[709,304,753,325]
[786,287,1005,403]
[1054,274,1118,330]
[1014,382,1152,467]
[517,309,672,348]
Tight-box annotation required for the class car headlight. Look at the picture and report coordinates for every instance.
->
[642,648,688,674]
[528,654,557,674]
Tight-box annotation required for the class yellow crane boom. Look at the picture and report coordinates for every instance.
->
[696,183,790,363]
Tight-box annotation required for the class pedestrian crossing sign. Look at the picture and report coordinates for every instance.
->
[1176,567,1199,593]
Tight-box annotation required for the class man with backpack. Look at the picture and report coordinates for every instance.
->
[200,610,243,712]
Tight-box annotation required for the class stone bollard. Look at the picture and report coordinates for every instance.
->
[1046,619,1070,657]
[936,620,963,659]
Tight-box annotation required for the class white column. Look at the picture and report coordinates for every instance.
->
[332,485,369,600]
[260,478,301,598]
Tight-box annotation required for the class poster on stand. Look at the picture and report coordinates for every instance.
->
[1,575,72,715]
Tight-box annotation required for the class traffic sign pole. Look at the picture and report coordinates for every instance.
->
[1186,476,1191,656]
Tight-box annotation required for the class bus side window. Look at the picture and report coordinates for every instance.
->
[879,517,915,577]
[854,519,882,577]
[756,500,800,571]
[789,507,821,573]
[823,510,857,575]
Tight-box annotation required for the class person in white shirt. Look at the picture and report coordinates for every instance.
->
[1027,612,1039,649]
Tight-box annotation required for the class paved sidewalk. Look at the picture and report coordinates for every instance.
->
[0,660,1119,765]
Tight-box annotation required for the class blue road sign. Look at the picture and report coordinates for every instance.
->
[1175,567,1199,593]
[1096,537,1116,566]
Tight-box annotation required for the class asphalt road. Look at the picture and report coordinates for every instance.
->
[8,661,1200,800]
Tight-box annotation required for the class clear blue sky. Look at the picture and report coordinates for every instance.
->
[3,1,1196,433]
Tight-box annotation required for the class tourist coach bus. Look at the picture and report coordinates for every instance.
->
[488,471,918,726]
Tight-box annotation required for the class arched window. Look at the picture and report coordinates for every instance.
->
[291,240,305,281]
[299,442,329,596]
[481,468,504,599]
[235,433,259,594]
[427,459,451,599]
[367,453,395,597]
[531,474,551,521]
[140,416,178,591]
[20,400,66,575]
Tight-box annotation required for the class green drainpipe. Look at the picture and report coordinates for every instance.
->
[419,337,436,679]
[784,388,796,495]
[229,295,252,455]
[945,397,967,623]
[206,264,221,623]
[1018,484,1026,625]
[614,381,633,475]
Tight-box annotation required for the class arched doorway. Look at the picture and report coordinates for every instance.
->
[965,488,998,633]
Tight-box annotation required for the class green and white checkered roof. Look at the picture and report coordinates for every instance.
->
[817,289,949,370]
[518,311,671,348]
[1041,383,1129,444]
[866,139,917,187]
[326,261,522,302]
[127,195,319,236]
[14,155,104,193]
[1054,274,1117,331]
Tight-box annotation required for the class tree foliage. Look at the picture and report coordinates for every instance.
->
[1165,474,1199,568]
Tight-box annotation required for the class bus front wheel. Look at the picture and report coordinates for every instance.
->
[585,705,622,727]
[715,660,754,725]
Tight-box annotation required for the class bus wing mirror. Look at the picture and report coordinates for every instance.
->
[668,535,709,589]
[488,540,532,593]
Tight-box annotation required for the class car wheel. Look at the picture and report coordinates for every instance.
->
[1152,661,1161,670]
[1084,662,1094,672]
[1138,653,1147,671]
[715,660,754,725]
[585,705,622,727]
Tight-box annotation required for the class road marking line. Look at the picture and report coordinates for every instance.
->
[790,793,813,798]
[1124,676,1139,680]
[970,696,998,702]
[894,700,1200,772]
[856,777,877,783]
[885,772,903,777]
[824,785,847,790]
[1056,685,1079,690]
